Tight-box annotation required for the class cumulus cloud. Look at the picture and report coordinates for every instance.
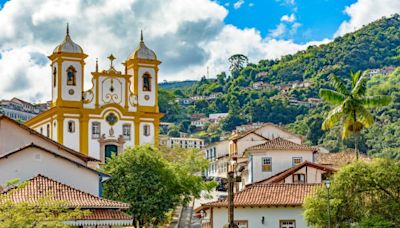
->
[0,0,326,102]
[335,0,400,36]
[281,13,296,22]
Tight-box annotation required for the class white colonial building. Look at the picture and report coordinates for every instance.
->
[25,26,163,163]
[160,137,205,149]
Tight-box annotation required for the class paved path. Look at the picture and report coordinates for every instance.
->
[178,204,193,228]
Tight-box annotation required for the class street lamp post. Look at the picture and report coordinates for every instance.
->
[325,179,331,228]
[227,156,239,228]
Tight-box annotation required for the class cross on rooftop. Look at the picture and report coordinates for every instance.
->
[107,54,116,68]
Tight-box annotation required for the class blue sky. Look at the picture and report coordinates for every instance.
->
[221,0,356,43]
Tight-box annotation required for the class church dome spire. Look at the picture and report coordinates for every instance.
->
[128,30,157,60]
[53,24,84,54]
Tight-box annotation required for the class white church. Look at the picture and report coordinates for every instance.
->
[25,25,163,163]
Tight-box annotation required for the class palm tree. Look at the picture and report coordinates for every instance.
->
[319,71,391,159]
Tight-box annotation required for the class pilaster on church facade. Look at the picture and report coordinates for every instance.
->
[25,26,163,163]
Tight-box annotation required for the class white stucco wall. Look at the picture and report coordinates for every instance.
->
[98,76,125,107]
[255,125,302,144]
[0,147,100,196]
[63,117,80,151]
[61,60,82,101]
[0,119,87,165]
[210,207,308,228]
[250,150,314,183]
[139,121,154,144]
[236,134,267,156]
[283,166,325,184]
[138,67,156,107]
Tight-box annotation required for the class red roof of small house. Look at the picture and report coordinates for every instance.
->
[251,161,336,185]
[245,137,318,152]
[1,175,129,209]
[197,183,320,211]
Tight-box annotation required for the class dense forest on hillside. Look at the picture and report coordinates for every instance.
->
[158,15,400,158]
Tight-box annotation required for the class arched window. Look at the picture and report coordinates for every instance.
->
[46,124,50,137]
[142,73,151,91]
[53,67,57,87]
[143,124,150,136]
[68,121,75,133]
[66,66,77,86]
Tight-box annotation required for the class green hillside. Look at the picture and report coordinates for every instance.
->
[159,15,400,157]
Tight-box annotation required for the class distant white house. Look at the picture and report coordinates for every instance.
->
[209,113,228,123]
[252,81,272,90]
[162,137,205,149]
[0,98,48,121]
[175,98,194,105]
[191,118,210,129]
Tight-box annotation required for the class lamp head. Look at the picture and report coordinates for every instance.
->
[325,179,331,189]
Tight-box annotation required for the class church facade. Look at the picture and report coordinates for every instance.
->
[25,26,163,163]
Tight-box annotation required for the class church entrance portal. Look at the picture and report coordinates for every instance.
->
[104,144,118,163]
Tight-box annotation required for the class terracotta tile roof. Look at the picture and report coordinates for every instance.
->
[201,184,320,209]
[315,150,372,168]
[0,115,99,162]
[80,209,131,220]
[246,137,318,152]
[253,161,336,185]
[0,143,109,177]
[2,175,129,209]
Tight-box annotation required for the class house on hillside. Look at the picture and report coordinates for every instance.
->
[175,98,194,105]
[0,97,48,121]
[0,115,106,196]
[209,113,228,124]
[196,184,320,228]
[162,137,205,149]
[1,175,132,227]
[229,123,304,158]
[242,138,319,186]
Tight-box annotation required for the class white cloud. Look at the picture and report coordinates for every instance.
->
[248,3,254,7]
[233,0,245,9]
[0,0,327,102]
[269,23,286,38]
[281,13,296,23]
[335,0,400,36]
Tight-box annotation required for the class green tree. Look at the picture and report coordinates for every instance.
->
[319,71,391,159]
[103,146,181,225]
[228,54,248,77]
[103,145,214,226]
[304,159,400,227]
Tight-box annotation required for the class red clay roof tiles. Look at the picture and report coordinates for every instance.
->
[2,175,129,209]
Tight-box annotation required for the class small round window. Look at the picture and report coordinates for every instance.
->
[106,113,118,126]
